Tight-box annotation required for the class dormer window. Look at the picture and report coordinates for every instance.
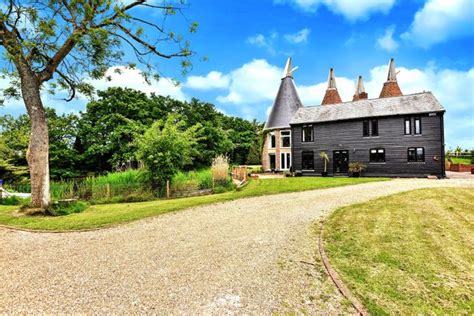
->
[281,130,291,148]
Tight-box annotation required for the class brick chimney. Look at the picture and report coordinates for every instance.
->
[321,68,342,105]
[379,58,402,98]
[353,76,368,101]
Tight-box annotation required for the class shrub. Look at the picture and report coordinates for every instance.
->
[136,114,200,187]
[349,162,367,174]
[0,195,28,205]
[48,200,89,216]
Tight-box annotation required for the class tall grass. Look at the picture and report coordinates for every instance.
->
[10,167,233,205]
[51,169,154,204]
[171,169,213,192]
[212,155,229,183]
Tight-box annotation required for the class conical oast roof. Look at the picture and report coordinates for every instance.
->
[264,57,303,130]
[353,76,368,101]
[379,58,403,98]
[321,68,342,105]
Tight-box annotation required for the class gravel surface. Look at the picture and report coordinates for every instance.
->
[1,178,473,314]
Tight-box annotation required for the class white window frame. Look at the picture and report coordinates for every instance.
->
[280,152,291,170]
[280,130,291,148]
[302,125,313,142]
[269,132,276,148]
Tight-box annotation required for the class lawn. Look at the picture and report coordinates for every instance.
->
[0,177,386,231]
[323,187,474,315]
[447,157,471,165]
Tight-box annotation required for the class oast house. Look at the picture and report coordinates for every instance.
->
[262,58,446,178]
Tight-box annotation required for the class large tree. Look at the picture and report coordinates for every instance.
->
[0,1,195,209]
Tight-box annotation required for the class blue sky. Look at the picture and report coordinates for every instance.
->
[1,0,473,149]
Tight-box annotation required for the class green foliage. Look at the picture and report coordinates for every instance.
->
[0,195,29,206]
[0,1,196,99]
[76,89,258,172]
[171,169,214,191]
[137,114,200,186]
[48,200,89,216]
[0,109,81,181]
[50,169,153,204]
[0,88,262,183]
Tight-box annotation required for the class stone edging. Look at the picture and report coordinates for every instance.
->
[319,222,368,316]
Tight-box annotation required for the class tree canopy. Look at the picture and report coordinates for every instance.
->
[0,89,264,184]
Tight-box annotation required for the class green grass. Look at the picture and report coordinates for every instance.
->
[0,177,386,231]
[323,187,474,315]
[447,157,471,165]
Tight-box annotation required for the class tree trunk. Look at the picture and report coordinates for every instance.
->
[19,70,51,209]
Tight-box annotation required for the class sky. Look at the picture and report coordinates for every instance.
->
[1,0,473,149]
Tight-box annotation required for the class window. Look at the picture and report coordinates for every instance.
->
[302,125,313,142]
[408,147,424,162]
[370,148,385,162]
[281,130,291,147]
[302,151,314,170]
[414,117,422,134]
[404,118,411,135]
[270,133,276,148]
[363,120,370,137]
[371,120,379,136]
[281,153,291,170]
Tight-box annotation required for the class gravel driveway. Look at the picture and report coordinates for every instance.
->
[1,178,473,314]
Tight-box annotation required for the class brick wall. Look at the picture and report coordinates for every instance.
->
[449,163,473,172]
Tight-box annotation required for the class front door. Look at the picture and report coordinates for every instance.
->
[269,154,276,170]
[333,150,349,174]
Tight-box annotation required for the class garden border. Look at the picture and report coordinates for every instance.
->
[318,221,368,316]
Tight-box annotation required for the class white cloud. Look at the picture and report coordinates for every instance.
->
[87,66,186,101]
[297,76,356,105]
[184,71,230,90]
[274,0,396,21]
[401,0,474,48]
[284,28,311,44]
[246,32,278,54]
[217,59,282,105]
[208,58,473,148]
[376,25,399,52]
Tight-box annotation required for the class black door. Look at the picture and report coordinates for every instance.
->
[333,150,349,174]
[269,154,276,170]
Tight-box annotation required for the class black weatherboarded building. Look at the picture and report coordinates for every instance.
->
[262,58,446,178]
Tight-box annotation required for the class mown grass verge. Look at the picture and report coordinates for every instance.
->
[0,177,386,231]
[323,187,474,315]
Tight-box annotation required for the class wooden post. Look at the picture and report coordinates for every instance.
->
[166,180,170,198]
[106,183,111,199]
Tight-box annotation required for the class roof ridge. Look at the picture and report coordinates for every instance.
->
[304,91,433,108]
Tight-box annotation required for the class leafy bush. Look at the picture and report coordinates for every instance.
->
[0,195,28,206]
[349,162,367,174]
[48,200,89,216]
[247,165,263,174]
[136,114,200,187]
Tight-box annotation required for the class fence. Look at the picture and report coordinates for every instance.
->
[232,166,248,183]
